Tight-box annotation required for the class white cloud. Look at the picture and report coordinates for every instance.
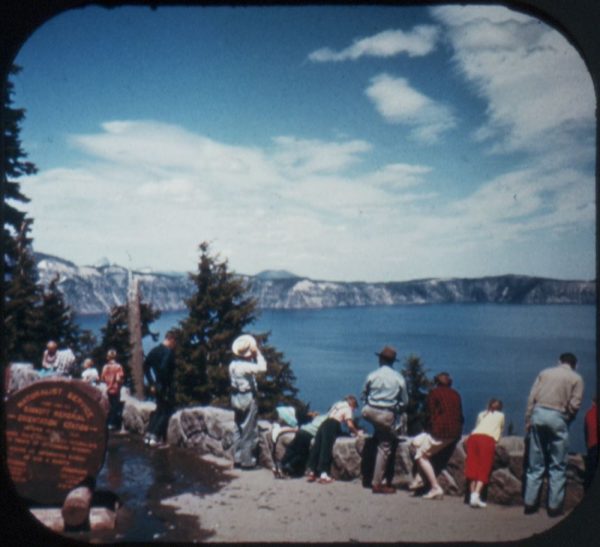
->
[365,73,456,143]
[308,25,439,62]
[21,119,593,281]
[430,5,595,158]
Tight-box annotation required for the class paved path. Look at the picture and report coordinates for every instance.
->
[162,465,566,543]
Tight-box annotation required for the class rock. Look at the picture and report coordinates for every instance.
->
[444,437,467,494]
[62,486,93,528]
[6,363,40,396]
[488,468,523,505]
[564,479,585,511]
[567,453,585,483]
[167,406,236,461]
[391,440,415,486]
[438,470,460,495]
[498,435,525,454]
[121,394,156,435]
[331,436,362,480]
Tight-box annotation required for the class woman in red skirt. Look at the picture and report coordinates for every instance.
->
[464,398,505,508]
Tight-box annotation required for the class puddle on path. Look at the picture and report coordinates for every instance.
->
[65,434,230,543]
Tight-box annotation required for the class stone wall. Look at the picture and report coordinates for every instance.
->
[74,395,590,509]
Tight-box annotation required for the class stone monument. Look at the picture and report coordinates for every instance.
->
[5,378,109,506]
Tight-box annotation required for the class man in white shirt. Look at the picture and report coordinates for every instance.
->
[229,334,267,469]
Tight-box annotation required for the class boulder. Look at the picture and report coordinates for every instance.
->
[444,438,467,494]
[488,468,523,505]
[121,393,156,435]
[6,363,40,396]
[331,436,362,480]
[167,406,236,460]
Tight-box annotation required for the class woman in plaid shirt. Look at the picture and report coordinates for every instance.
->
[409,372,464,500]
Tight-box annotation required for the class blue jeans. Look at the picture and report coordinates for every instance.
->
[524,406,570,510]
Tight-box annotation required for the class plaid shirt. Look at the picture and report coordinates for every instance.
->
[426,386,464,440]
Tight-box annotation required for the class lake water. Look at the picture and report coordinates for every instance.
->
[78,304,596,453]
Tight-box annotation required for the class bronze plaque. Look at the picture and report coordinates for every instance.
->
[5,378,109,504]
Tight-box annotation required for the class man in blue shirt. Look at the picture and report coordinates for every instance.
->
[362,345,408,494]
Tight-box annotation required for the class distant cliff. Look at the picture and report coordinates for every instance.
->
[35,253,596,316]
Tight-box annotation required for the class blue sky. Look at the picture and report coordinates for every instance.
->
[11,4,596,282]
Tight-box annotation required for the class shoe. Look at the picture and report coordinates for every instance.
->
[148,438,159,447]
[469,493,487,508]
[547,507,564,518]
[307,472,317,483]
[372,484,396,494]
[408,476,424,491]
[422,487,444,500]
[524,505,538,515]
[318,473,334,484]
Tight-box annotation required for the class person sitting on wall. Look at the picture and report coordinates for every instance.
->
[409,372,464,500]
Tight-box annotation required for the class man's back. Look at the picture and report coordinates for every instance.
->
[527,363,584,420]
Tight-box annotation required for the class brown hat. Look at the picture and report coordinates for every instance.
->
[376,346,398,363]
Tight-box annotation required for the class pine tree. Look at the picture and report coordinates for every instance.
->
[402,354,433,435]
[173,241,305,416]
[3,219,45,364]
[93,300,160,387]
[39,275,83,354]
[2,64,38,365]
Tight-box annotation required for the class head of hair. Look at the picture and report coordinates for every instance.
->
[46,340,58,352]
[106,349,117,361]
[346,395,358,409]
[488,398,503,412]
[434,372,452,387]
[559,352,577,368]
[83,358,94,369]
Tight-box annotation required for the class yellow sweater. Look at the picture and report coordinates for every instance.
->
[471,410,505,442]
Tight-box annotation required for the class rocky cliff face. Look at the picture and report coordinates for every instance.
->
[35,253,596,315]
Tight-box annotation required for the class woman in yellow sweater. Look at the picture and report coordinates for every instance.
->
[464,398,505,508]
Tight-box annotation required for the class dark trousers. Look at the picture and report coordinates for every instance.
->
[148,397,174,441]
[281,430,313,477]
[107,393,123,429]
[307,418,341,475]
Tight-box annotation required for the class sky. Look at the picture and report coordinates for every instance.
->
[11,3,596,282]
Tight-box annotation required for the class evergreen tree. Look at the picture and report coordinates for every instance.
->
[3,219,45,364]
[173,241,305,416]
[39,275,83,354]
[93,300,160,386]
[402,354,433,435]
[2,64,37,365]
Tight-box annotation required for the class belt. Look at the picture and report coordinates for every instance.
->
[232,389,253,394]
[367,403,396,412]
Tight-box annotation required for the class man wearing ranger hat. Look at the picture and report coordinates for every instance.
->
[361,345,408,494]
[229,334,267,468]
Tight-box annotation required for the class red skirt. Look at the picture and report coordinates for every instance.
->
[464,434,496,484]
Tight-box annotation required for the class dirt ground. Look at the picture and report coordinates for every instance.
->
[161,464,571,544]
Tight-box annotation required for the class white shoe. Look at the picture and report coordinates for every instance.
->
[470,493,487,508]
[408,475,425,491]
[423,487,444,500]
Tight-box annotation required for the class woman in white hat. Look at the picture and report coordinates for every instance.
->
[229,334,267,468]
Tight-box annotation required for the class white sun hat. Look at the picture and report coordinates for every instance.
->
[232,334,258,358]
